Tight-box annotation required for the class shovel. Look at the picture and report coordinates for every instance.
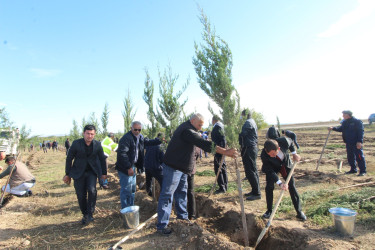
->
[254,161,298,249]
[316,130,331,171]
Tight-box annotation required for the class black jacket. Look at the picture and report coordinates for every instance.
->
[65,138,107,179]
[332,117,364,145]
[211,122,226,148]
[261,137,295,183]
[116,131,161,174]
[239,118,258,148]
[163,120,212,174]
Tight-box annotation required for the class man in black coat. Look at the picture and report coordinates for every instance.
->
[63,125,107,225]
[116,121,161,209]
[211,115,228,194]
[239,109,261,201]
[156,113,238,235]
[261,138,306,221]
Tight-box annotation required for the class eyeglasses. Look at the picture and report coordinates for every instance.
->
[133,129,142,132]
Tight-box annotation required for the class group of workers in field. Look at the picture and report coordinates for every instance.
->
[0,109,367,237]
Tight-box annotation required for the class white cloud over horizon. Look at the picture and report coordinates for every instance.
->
[318,0,375,38]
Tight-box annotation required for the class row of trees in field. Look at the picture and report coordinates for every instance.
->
[67,9,267,145]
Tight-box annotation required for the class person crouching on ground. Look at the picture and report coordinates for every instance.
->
[0,156,36,197]
[63,125,107,225]
[156,113,238,236]
[261,139,306,221]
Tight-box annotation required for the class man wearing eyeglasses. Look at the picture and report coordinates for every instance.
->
[116,121,162,209]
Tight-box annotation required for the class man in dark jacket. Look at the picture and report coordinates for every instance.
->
[156,113,237,236]
[329,110,367,176]
[63,125,107,225]
[116,121,161,209]
[144,132,165,197]
[266,125,280,139]
[239,109,261,201]
[282,130,300,149]
[65,138,70,155]
[261,138,306,221]
[211,115,227,194]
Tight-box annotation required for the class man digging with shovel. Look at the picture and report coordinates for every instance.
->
[261,138,306,221]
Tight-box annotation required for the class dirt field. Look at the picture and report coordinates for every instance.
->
[1,123,374,249]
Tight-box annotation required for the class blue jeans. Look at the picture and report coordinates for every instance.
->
[157,164,188,230]
[346,144,366,173]
[118,166,136,209]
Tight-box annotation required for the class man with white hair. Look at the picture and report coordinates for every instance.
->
[156,113,238,236]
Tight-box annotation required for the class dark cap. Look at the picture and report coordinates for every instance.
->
[342,110,353,116]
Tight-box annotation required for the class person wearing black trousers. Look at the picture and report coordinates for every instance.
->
[282,130,300,149]
[260,138,306,221]
[239,109,261,201]
[63,125,107,225]
[211,115,228,194]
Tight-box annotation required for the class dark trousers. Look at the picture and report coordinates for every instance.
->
[346,144,366,173]
[145,168,163,195]
[73,170,98,216]
[290,135,300,149]
[214,153,228,191]
[265,172,301,214]
[187,174,196,219]
[241,146,260,195]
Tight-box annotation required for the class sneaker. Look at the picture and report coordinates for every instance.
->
[246,194,261,201]
[358,172,366,176]
[157,228,172,236]
[345,170,357,174]
[262,210,272,219]
[296,212,307,221]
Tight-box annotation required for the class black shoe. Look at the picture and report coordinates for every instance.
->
[157,228,172,236]
[246,194,261,201]
[358,172,366,176]
[296,212,307,221]
[244,192,253,197]
[214,189,225,195]
[81,215,88,225]
[262,210,272,219]
[345,170,357,174]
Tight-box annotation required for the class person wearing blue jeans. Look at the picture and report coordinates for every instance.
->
[157,164,188,230]
[156,113,238,236]
[116,121,161,209]
[329,110,367,176]
[118,166,136,208]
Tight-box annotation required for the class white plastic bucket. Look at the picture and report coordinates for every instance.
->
[120,205,139,229]
[329,207,357,236]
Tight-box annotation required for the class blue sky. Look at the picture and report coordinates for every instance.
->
[1,0,374,136]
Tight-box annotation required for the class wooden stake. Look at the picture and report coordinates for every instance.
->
[254,161,298,249]
[234,158,249,247]
[316,130,331,171]
[109,213,158,250]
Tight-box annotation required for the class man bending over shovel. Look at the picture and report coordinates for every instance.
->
[261,138,306,221]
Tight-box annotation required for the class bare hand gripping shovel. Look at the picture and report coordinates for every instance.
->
[254,161,298,249]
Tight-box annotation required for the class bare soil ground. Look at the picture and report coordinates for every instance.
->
[1,123,374,249]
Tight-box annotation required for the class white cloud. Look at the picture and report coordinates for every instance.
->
[318,0,375,38]
[238,25,375,124]
[29,68,61,78]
